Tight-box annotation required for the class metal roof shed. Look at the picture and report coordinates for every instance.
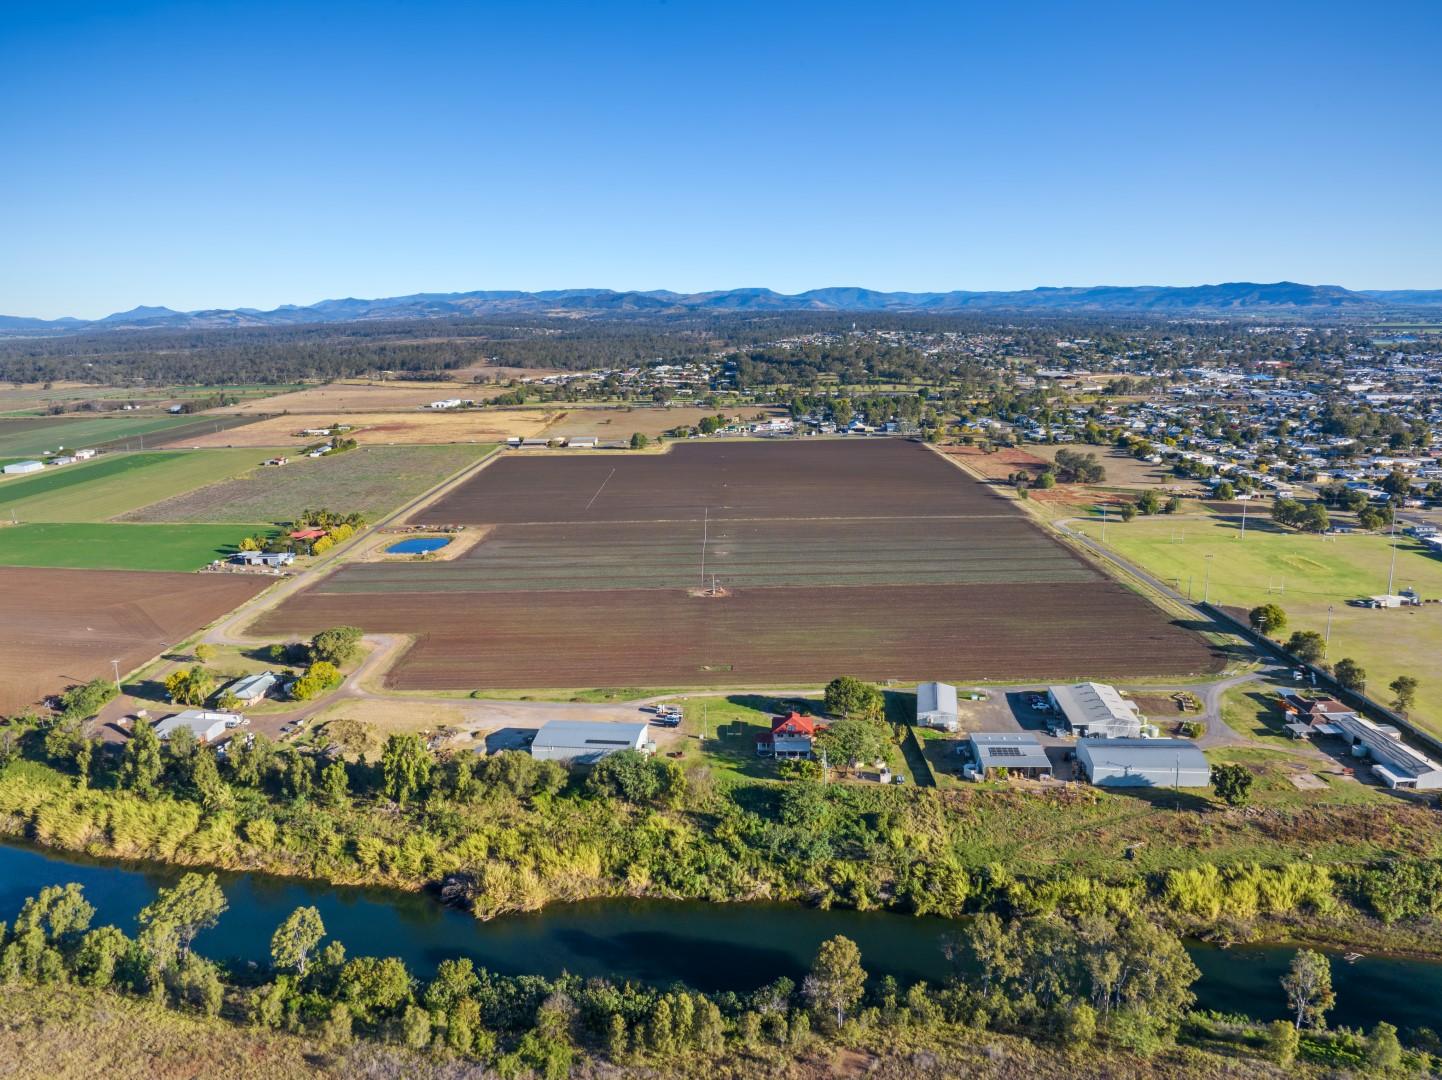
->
[916,681,959,731]
[969,732,1052,777]
[1077,738,1209,788]
[529,719,653,765]
[1048,682,1143,739]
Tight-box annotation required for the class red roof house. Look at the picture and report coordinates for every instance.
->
[755,712,825,759]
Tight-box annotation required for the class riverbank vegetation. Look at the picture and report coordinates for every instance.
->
[3,875,1432,1078]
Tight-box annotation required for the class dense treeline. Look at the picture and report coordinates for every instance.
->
[0,312,1380,386]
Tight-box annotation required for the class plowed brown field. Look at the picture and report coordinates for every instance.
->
[0,568,269,713]
[257,439,1223,689]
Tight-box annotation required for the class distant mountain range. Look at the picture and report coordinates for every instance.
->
[4,282,1440,335]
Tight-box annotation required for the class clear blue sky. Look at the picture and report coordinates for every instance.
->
[3,0,1439,318]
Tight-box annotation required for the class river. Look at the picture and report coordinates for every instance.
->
[3,840,1438,1031]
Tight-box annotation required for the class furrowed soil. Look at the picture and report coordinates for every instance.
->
[0,567,269,713]
[261,440,1221,689]
[162,410,553,448]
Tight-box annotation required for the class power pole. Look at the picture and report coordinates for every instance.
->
[1202,554,1214,605]
[1325,605,1334,647]
[700,507,708,588]
[111,658,122,693]
[1239,497,1248,539]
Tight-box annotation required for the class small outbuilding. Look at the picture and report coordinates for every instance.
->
[154,709,243,744]
[529,719,653,765]
[232,550,295,567]
[1048,682,1143,739]
[967,732,1052,779]
[915,681,959,732]
[1076,738,1209,788]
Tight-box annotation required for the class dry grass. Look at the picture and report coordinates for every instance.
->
[163,410,556,448]
[1026,443,1198,492]
[541,405,787,440]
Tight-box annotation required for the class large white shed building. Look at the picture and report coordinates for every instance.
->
[1048,682,1143,739]
[529,720,653,765]
[1077,738,1210,788]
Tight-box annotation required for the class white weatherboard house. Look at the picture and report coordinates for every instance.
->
[1048,682,1143,739]
[916,681,959,731]
[1077,738,1209,787]
[2,460,44,476]
[529,719,653,765]
[154,709,243,744]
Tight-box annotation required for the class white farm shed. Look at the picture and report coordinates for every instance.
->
[1048,682,1143,739]
[1077,738,1209,788]
[916,681,959,731]
[529,720,653,765]
[2,460,44,476]
[154,709,243,744]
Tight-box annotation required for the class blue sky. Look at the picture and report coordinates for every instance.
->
[2,0,1439,318]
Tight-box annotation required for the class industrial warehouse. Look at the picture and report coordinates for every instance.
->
[1076,739,1210,788]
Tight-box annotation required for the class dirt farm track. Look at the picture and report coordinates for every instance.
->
[0,567,269,713]
[256,440,1222,689]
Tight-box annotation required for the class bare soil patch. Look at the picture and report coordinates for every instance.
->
[0,567,268,713]
[541,406,788,440]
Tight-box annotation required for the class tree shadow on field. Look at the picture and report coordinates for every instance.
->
[126,678,173,705]
[727,694,823,717]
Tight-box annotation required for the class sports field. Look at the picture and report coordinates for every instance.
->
[258,440,1220,690]
[0,566,269,713]
[1077,509,1442,735]
[0,522,275,572]
[123,444,492,523]
[0,450,274,521]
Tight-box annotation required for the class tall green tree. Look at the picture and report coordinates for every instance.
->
[1389,675,1419,715]
[1281,948,1334,1029]
[1333,658,1366,693]
[1248,603,1287,636]
[380,733,433,805]
[823,677,884,722]
[271,906,325,976]
[802,935,867,1030]
[138,872,228,964]
[119,722,164,795]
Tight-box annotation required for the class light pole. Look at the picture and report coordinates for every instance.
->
[1325,605,1334,648]
[1202,554,1214,605]
[111,659,122,693]
[1387,518,1399,596]
[1239,497,1248,540]
[1100,507,1108,543]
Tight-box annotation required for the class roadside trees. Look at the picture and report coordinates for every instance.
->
[119,722,163,795]
[1333,658,1366,693]
[1248,603,1287,636]
[310,625,362,666]
[164,666,214,707]
[1286,630,1326,664]
[1389,675,1419,715]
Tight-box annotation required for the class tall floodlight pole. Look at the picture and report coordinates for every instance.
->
[1239,497,1248,539]
[1325,605,1334,649]
[1202,554,1214,605]
[1387,518,1399,596]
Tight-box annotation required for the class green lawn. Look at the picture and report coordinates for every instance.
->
[0,416,202,458]
[0,522,277,571]
[0,449,275,521]
[1078,509,1442,736]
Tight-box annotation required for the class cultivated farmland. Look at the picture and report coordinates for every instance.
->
[0,567,270,713]
[258,440,1220,690]
[0,450,274,521]
[123,444,493,523]
[0,414,259,457]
